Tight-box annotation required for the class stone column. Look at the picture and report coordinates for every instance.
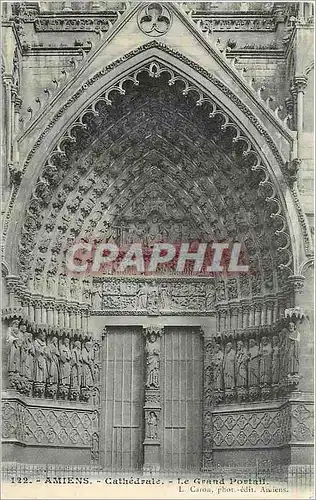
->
[5,275,19,308]
[3,76,13,167]
[47,302,54,325]
[201,327,215,471]
[142,325,163,473]
[287,274,313,394]
[291,75,308,158]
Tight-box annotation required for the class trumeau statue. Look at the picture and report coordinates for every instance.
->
[145,331,160,389]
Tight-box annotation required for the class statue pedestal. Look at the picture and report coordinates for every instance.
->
[143,440,161,472]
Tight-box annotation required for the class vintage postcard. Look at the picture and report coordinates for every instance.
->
[1,1,314,499]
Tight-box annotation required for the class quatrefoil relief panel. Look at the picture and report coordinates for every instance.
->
[138,3,172,37]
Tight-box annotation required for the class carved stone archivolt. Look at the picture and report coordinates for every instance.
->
[3,41,306,277]
[16,62,294,302]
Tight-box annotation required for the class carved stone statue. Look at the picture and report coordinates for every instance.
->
[7,320,23,380]
[20,328,35,395]
[223,342,235,390]
[34,273,43,293]
[70,340,82,401]
[205,285,215,309]
[145,331,160,389]
[147,281,159,313]
[46,336,60,398]
[235,340,248,388]
[278,328,287,384]
[159,283,171,310]
[212,344,224,391]
[259,336,272,385]
[58,274,68,298]
[248,339,260,387]
[33,331,48,398]
[146,411,158,440]
[271,335,280,385]
[287,321,300,376]
[70,278,80,301]
[135,283,148,309]
[92,282,103,309]
[82,279,91,304]
[81,341,94,401]
[59,337,71,399]
[46,272,56,295]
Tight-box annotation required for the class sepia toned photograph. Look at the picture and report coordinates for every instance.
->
[1,1,314,499]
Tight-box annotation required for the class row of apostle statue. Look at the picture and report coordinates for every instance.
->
[209,322,300,403]
[6,319,98,401]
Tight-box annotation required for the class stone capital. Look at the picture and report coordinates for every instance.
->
[293,75,308,94]
[287,274,305,294]
[284,306,306,322]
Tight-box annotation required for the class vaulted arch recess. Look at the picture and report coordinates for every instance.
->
[18,62,293,305]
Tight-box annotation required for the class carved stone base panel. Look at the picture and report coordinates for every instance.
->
[2,395,99,457]
[212,403,291,450]
[289,401,314,445]
[143,441,161,473]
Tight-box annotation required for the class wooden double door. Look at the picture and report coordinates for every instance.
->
[101,326,203,472]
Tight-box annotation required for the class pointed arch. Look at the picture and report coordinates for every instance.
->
[4,42,304,280]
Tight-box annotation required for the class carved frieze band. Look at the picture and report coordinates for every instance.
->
[290,403,314,444]
[207,402,314,450]
[192,15,276,32]
[34,16,118,32]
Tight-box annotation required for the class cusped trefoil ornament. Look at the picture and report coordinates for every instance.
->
[138,3,172,37]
